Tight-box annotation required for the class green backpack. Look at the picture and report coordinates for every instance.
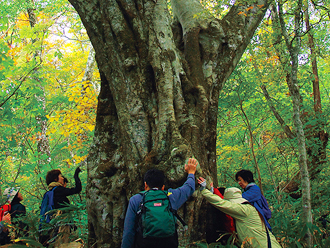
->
[136,189,183,239]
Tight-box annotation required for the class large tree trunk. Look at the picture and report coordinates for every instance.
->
[66,0,271,247]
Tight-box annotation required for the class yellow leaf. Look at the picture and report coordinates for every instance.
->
[87,124,94,131]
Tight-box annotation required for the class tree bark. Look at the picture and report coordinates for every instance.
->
[66,0,271,247]
[82,46,97,91]
[303,3,328,176]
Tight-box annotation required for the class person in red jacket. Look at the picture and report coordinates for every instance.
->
[210,183,236,234]
[0,209,11,245]
[200,178,236,245]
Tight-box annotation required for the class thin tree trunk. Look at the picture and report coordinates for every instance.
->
[251,58,295,139]
[278,1,313,246]
[261,3,329,201]
[27,7,51,169]
[304,3,328,173]
[82,46,96,91]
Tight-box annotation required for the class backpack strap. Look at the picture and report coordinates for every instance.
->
[137,191,146,215]
[50,186,58,192]
[166,191,188,229]
[265,225,271,248]
[48,186,58,209]
[170,209,188,230]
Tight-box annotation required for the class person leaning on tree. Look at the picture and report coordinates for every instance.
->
[236,169,272,231]
[121,158,198,248]
[198,177,282,248]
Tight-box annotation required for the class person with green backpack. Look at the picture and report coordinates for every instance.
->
[121,158,198,248]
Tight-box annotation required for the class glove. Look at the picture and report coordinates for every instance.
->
[74,167,82,176]
[199,180,206,191]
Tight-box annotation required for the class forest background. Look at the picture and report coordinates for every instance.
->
[0,0,330,247]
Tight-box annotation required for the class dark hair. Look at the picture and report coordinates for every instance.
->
[11,193,21,205]
[218,187,226,196]
[144,169,165,189]
[63,177,68,184]
[235,169,255,183]
[46,169,62,185]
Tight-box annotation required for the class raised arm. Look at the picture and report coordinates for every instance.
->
[169,158,197,210]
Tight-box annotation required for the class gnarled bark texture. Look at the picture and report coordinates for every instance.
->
[66,0,271,247]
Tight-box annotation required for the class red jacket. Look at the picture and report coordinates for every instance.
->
[0,204,11,221]
[213,188,235,233]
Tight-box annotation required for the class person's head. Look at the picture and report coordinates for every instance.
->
[218,187,226,196]
[11,191,23,204]
[144,169,165,190]
[235,169,255,189]
[3,187,20,204]
[223,187,248,204]
[46,169,64,185]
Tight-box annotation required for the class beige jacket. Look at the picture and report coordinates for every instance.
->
[201,189,282,248]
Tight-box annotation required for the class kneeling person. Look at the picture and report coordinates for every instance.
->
[121,158,198,248]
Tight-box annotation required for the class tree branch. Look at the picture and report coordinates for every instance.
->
[237,91,264,194]
[250,55,295,139]
[217,0,272,86]
[0,63,41,108]
[260,84,295,139]
[171,0,212,34]
[13,146,25,184]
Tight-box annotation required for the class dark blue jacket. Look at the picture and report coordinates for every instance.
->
[242,183,272,230]
[121,174,195,248]
[10,202,28,237]
[51,174,82,209]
